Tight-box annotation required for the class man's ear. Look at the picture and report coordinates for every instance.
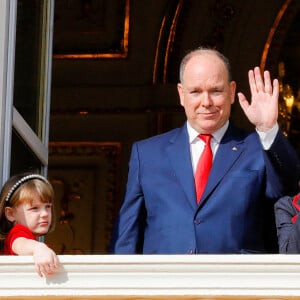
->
[177,83,185,107]
[5,207,15,222]
[230,81,236,104]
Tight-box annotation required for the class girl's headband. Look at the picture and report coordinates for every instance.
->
[5,174,49,203]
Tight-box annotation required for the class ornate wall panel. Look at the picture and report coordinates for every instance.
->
[46,142,121,254]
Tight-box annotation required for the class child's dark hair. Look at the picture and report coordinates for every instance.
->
[0,172,55,239]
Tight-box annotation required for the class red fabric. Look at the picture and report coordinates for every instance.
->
[3,224,36,255]
[291,193,300,224]
[195,134,212,204]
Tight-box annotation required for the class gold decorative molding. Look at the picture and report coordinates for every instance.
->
[53,0,130,59]
[260,0,300,73]
[260,0,293,71]
[153,0,183,84]
[260,1,300,151]
[153,0,235,84]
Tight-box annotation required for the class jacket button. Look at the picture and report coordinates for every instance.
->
[194,219,201,225]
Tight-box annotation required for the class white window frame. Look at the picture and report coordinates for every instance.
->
[0,0,54,186]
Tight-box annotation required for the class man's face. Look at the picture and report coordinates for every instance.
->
[177,53,236,134]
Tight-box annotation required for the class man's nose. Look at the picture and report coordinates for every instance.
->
[201,92,212,106]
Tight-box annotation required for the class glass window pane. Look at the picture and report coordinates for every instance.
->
[13,0,46,137]
[10,130,42,175]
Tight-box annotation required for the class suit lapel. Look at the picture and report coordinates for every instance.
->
[166,125,198,209]
[166,123,247,209]
[198,124,246,207]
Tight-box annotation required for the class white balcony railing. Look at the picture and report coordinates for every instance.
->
[1,254,300,298]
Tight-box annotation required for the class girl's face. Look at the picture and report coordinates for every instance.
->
[5,195,52,238]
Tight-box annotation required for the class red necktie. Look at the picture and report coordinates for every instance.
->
[195,134,212,204]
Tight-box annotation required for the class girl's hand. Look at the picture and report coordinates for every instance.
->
[32,242,59,277]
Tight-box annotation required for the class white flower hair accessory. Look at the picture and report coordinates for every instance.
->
[5,174,49,203]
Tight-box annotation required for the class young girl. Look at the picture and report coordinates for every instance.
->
[0,173,59,277]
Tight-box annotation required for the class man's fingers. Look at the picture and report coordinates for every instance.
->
[237,92,249,111]
[263,71,272,94]
[272,78,279,98]
[253,67,265,92]
[249,67,275,95]
[248,69,257,95]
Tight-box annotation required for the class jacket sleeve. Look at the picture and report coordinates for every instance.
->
[109,143,146,254]
[266,129,300,196]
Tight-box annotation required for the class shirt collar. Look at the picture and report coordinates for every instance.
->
[187,120,229,144]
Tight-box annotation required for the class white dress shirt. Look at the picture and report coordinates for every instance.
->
[187,121,279,174]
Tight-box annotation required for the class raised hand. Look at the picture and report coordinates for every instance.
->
[237,66,279,132]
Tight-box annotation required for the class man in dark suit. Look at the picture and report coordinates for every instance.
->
[110,47,299,254]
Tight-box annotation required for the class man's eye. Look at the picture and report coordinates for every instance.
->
[212,89,222,94]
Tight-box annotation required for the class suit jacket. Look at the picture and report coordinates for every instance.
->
[110,122,299,254]
[275,193,300,253]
